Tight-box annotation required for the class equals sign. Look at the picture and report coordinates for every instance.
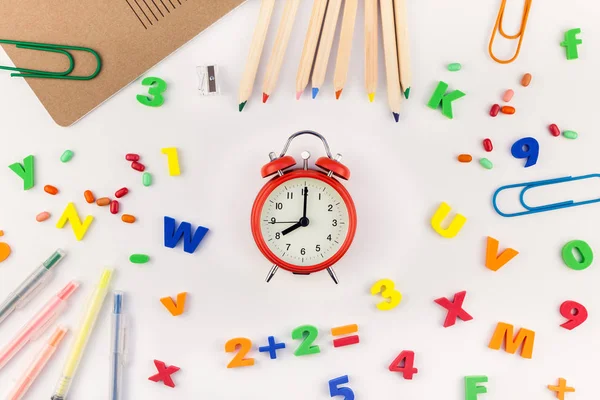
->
[331,324,359,348]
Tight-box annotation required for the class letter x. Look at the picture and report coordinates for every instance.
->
[434,290,473,328]
[148,360,180,388]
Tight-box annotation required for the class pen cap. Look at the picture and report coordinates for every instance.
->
[15,249,67,309]
[111,292,127,355]
[31,281,79,341]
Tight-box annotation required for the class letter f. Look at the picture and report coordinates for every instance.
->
[561,28,582,60]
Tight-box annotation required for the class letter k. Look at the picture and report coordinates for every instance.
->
[561,28,582,60]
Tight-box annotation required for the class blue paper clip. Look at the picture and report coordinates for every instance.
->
[492,174,600,217]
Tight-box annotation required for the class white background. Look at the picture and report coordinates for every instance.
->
[0,0,598,399]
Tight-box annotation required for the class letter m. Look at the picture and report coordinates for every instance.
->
[164,216,209,254]
[488,322,535,359]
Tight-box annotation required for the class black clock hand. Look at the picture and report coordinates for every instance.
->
[282,222,302,236]
[269,221,298,224]
[302,186,308,219]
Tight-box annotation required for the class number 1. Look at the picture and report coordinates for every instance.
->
[161,147,181,176]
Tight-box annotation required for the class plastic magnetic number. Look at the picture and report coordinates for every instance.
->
[329,375,355,400]
[560,300,588,330]
[511,137,539,168]
[389,350,418,380]
[136,77,167,107]
[562,240,593,271]
[224,337,255,368]
[291,325,321,356]
[370,279,402,311]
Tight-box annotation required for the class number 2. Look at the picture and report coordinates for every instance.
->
[136,77,167,107]
[329,375,354,400]
[370,279,402,311]
[224,337,255,368]
[291,325,321,356]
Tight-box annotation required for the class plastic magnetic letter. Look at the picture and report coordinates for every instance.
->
[488,322,535,359]
[136,77,167,107]
[160,292,187,316]
[370,279,402,310]
[548,378,575,400]
[465,376,488,400]
[434,291,473,328]
[561,240,593,271]
[560,28,582,60]
[148,360,180,388]
[510,137,539,168]
[431,202,467,238]
[161,147,181,176]
[427,81,466,119]
[8,155,34,190]
[559,300,588,330]
[388,350,418,380]
[485,237,519,271]
[164,216,209,254]
[55,202,94,241]
[0,231,11,263]
[329,375,355,400]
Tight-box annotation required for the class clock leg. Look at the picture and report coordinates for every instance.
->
[326,267,339,284]
[265,265,279,282]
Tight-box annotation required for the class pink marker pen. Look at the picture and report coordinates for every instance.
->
[0,281,79,370]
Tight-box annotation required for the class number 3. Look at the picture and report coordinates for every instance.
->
[329,375,355,400]
[370,278,402,311]
[136,76,167,107]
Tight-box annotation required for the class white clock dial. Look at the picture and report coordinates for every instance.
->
[260,177,350,267]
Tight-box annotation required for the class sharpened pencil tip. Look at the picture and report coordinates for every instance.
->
[404,87,411,99]
[295,91,302,100]
[368,93,375,103]
[393,112,400,122]
[311,87,319,99]
[335,89,342,100]
[238,101,247,112]
[262,93,269,103]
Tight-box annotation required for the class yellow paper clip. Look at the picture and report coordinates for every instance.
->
[488,0,533,64]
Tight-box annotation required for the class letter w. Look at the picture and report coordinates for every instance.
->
[164,216,209,254]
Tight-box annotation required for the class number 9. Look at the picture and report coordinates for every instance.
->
[560,300,588,330]
[511,137,539,168]
[370,279,402,311]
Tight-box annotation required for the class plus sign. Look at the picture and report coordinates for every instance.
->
[548,378,575,400]
[259,336,286,359]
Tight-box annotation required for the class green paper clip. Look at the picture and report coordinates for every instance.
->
[0,40,101,80]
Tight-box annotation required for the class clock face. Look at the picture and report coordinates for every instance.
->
[259,177,351,267]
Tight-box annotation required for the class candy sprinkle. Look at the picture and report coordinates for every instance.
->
[60,150,74,163]
[130,254,150,264]
[36,212,51,222]
[479,158,494,170]
[457,154,472,163]
[563,130,578,139]
[142,172,152,187]
[447,63,462,72]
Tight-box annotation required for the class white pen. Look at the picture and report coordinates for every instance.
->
[0,249,66,326]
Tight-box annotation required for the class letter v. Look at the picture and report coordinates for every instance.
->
[485,236,519,271]
[160,292,187,316]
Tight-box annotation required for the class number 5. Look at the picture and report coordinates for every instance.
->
[136,77,167,107]
[370,279,402,311]
[329,375,354,400]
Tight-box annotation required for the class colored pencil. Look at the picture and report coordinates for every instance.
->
[311,0,342,99]
[262,0,301,103]
[295,0,328,100]
[394,0,412,99]
[238,0,276,112]
[332,0,358,99]
[379,0,402,122]
[364,0,378,102]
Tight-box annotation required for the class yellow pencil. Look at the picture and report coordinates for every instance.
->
[380,0,402,122]
[394,0,412,99]
[262,0,301,103]
[296,0,328,100]
[332,0,358,99]
[364,0,378,102]
[238,0,276,111]
[311,0,342,99]
[51,269,113,400]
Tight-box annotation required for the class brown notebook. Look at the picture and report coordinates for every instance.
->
[0,0,246,126]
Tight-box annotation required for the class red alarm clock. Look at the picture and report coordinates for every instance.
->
[251,131,357,283]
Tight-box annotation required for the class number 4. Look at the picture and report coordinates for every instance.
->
[389,350,418,379]
[329,375,355,400]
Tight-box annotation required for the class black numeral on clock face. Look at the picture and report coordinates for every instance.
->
[275,202,283,210]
